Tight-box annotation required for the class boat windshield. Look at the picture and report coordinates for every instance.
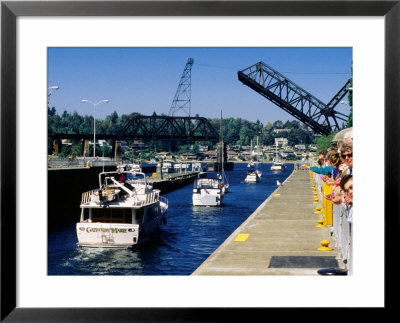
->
[194,178,221,189]
[99,171,147,188]
[80,207,133,224]
[126,173,147,185]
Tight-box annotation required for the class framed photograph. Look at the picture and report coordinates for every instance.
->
[1,0,396,320]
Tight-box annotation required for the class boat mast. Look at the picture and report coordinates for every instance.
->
[220,110,224,174]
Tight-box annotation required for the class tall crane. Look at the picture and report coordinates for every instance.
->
[238,61,351,135]
[169,58,194,117]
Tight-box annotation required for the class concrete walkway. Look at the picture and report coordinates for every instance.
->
[192,169,341,275]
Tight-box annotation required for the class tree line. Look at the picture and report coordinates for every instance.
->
[48,107,316,158]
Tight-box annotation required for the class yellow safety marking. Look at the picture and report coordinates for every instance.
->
[234,233,250,242]
[275,193,281,196]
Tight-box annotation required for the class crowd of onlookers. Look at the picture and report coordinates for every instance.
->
[302,128,353,223]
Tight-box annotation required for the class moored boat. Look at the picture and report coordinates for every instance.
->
[117,163,141,172]
[173,163,189,171]
[161,160,174,173]
[76,170,168,248]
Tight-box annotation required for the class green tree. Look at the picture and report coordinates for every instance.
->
[190,143,200,155]
[273,120,283,129]
[238,122,253,146]
[70,142,83,156]
[79,115,93,134]
[314,133,335,153]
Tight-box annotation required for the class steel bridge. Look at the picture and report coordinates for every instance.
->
[50,115,219,142]
[49,115,220,156]
[238,61,351,135]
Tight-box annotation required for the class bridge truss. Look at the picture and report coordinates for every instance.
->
[50,115,219,142]
[118,114,219,141]
[238,61,351,135]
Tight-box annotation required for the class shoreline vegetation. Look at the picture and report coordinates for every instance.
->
[48,108,324,161]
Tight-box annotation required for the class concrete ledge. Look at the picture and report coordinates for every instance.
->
[192,170,341,276]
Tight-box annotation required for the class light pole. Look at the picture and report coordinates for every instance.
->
[81,99,109,157]
[48,86,59,107]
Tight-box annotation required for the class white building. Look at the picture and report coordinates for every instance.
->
[294,144,306,151]
[275,138,288,147]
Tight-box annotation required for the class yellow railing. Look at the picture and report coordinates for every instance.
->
[322,181,333,225]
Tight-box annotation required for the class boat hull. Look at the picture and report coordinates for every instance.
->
[245,177,259,183]
[192,175,223,206]
[76,223,140,248]
[271,165,285,171]
[192,189,222,206]
[245,173,259,183]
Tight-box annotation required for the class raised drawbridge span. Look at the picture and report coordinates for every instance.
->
[238,61,351,135]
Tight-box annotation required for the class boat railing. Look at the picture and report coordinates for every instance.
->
[159,196,168,207]
[81,189,98,204]
[132,190,161,207]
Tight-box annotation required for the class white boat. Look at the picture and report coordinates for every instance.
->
[218,110,230,194]
[117,163,141,172]
[173,163,189,171]
[252,137,263,177]
[218,172,230,195]
[162,160,174,173]
[76,170,168,248]
[271,160,285,172]
[192,173,223,206]
[270,144,285,172]
[245,169,260,183]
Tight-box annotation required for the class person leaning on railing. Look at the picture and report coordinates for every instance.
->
[307,147,345,201]
[302,149,337,176]
[331,184,344,205]
[324,152,343,186]
[340,142,353,176]
[340,174,353,223]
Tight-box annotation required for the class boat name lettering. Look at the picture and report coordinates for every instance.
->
[86,227,128,233]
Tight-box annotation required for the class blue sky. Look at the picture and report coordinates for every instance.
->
[48,47,352,124]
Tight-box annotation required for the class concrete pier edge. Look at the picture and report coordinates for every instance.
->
[192,169,341,276]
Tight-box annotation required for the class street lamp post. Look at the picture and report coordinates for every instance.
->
[81,99,109,157]
[48,86,59,107]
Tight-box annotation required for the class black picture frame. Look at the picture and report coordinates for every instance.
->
[1,0,397,321]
